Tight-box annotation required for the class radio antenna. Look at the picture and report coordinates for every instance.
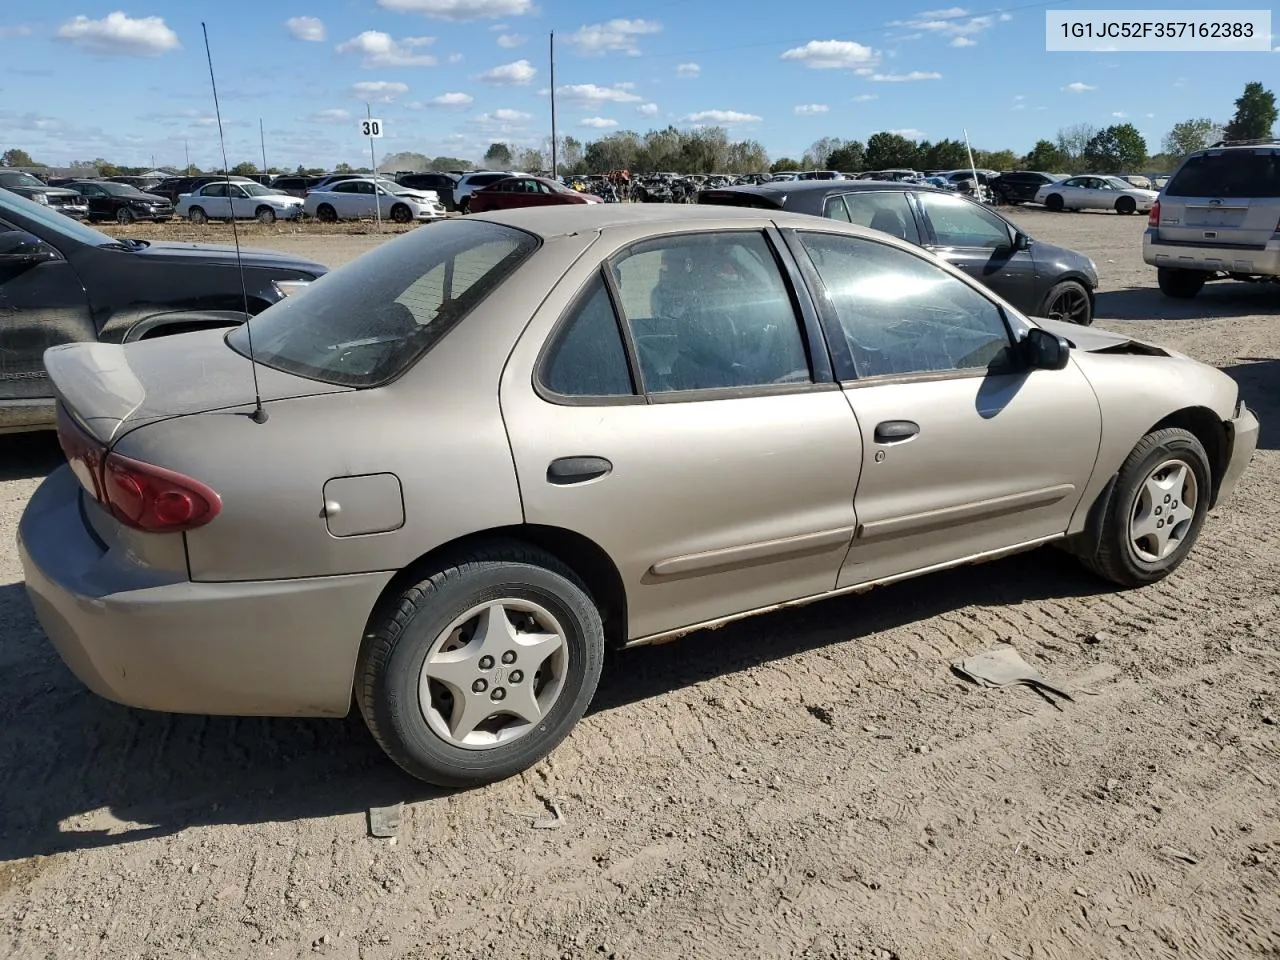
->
[202,21,267,424]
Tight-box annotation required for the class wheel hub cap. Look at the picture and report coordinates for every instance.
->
[418,600,568,750]
[1129,459,1198,562]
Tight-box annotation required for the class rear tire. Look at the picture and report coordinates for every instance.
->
[1157,267,1207,299]
[1115,196,1137,215]
[1078,428,1211,588]
[188,207,208,225]
[1044,193,1064,212]
[458,197,470,214]
[356,543,605,788]
[316,204,337,223]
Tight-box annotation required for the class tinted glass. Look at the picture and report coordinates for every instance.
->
[473,173,508,186]
[202,183,227,197]
[610,231,811,393]
[229,219,538,387]
[916,192,1011,248]
[332,182,357,194]
[798,231,1016,379]
[541,274,634,397]
[1166,152,1280,198]
[841,192,921,244]
[823,195,851,221]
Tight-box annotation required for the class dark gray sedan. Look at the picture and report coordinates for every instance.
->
[699,180,1099,325]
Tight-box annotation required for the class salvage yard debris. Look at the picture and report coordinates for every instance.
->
[953,645,1075,707]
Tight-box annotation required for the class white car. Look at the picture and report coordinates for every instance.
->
[175,181,305,224]
[1034,175,1159,215]
[302,178,446,223]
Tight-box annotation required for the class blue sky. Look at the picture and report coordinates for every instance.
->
[1,1,1277,170]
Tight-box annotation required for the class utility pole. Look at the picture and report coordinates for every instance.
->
[259,118,269,176]
[184,139,191,175]
[367,102,382,233]
[549,31,557,178]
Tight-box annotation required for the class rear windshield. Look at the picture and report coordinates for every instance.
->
[1166,152,1280,198]
[697,191,781,209]
[227,219,538,387]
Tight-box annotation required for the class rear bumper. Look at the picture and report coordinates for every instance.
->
[1215,402,1260,508]
[1143,230,1280,275]
[18,466,393,717]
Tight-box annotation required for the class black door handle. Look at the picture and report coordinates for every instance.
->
[547,456,613,485]
[874,420,920,444]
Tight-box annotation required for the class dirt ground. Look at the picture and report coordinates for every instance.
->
[2,208,1279,960]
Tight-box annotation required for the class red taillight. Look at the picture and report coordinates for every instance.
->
[1148,200,1160,227]
[55,405,220,533]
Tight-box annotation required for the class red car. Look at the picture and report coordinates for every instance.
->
[466,176,603,213]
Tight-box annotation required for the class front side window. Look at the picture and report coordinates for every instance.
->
[609,231,811,393]
[540,274,635,398]
[916,192,1011,249]
[797,231,1016,379]
[842,192,921,244]
[229,219,539,387]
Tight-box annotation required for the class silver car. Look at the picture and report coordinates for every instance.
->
[19,205,1259,787]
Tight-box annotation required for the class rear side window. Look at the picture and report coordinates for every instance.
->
[696,191,780,210]
[540,274,635,398]
[229,219,539,387]
[841,192,920,244]
[1166,152,1280,198]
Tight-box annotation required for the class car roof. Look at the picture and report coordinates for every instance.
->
[467,201,905,239]
[703,179,952,199]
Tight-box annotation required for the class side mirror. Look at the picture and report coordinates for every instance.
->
[1022,326,1070,370]
[1012,231,1032,251]
[0,231,58,266]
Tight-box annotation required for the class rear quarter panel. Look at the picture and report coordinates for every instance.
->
[1065,351,1238,535]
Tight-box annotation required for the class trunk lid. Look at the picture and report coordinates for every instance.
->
[45,327,350,444]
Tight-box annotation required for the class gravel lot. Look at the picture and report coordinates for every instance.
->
[2,208,1278,960]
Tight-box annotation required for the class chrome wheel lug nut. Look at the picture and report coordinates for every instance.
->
[501,651,516,665]
[1164,494,1171,503]
[472,679,487,693]
[491,687,506,702]
[478,655,495,670]
[509,670,524,684]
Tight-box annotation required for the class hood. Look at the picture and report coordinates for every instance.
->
[45,328,349,444]
[394,189,436,200]
[1033,316,1173,357]
[3,184,81,199]
[128,240,326,275]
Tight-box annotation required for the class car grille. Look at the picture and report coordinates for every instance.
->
[48,195,84,207]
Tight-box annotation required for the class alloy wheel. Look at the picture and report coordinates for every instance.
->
[1129,459,1198,563]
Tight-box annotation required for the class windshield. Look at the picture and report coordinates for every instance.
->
[546,180,578,194]
[1166,152,1280,199]
[227,219,539,387]
[0,186,120,246]
[92,182,145,197]
[0,172,47,189]
[1102,176,1135,190]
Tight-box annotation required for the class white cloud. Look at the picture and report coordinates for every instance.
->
[1144,111,1156,118]
[851,93,879,102]
[307,108,351,122]
[637,102,659,116]
[337,31,437,67]
[1111,110,1127,118]
[424,91,474,106]
[890,8,1003,40]
[676,62,700,78]
[497,33,525,47]
[557,83,641,104]
[447,52,464,63]
[1011,103,1026,111]
[684,109,761,124]
[888,128,924,139]
[869,71,941,81]
[491,108,531,121]
[581,116,619,128]
[1063,81,1096,92]
[0,25,34,39]
[285,16,326,41]
[479,59,536,84]
[377,0,532,20]
[1013,94,1025,100]
[56,12,180,57]
[780,39,879,70]
[353,80,410,102]
[567,19,661,56]
[950,36,976,47]
[794,103,829,115]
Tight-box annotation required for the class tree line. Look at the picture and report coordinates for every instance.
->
[4,81,1273,179]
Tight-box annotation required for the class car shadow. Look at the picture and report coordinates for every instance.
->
[0,546,1114,862]
[1095,284,1279,322]
[0,432,63,482]
[1221,358,1280,450]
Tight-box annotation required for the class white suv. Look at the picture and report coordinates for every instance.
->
[1143,139,1280,298]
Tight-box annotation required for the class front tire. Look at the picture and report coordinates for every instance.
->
[1041,279,1093,325]
[390,203,413,224]
[188,207,208,225]
[1157,267,1207,299]
[356,544,605,787]
[1044,193,1064,212]
[255,206,276,224]
[1079,428,1212,588]
[1115,196,1137,215]
[115,207,136,224]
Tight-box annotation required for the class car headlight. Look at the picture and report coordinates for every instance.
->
[272,279,313,298]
